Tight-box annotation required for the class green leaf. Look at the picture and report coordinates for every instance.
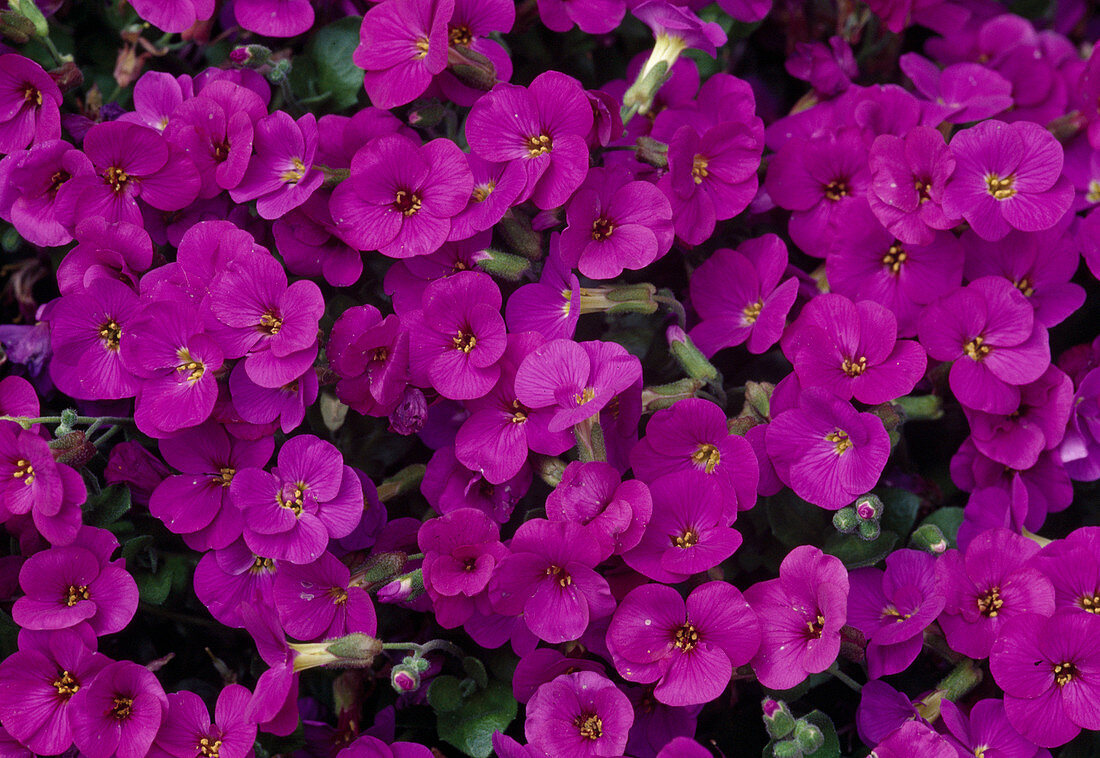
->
[83,484,131,527]
[306,17,364,111]
[120,535,154,560]
[462,656,489,690]
[879,487,920,537]
[427,675,466,713]
[437,680,517,758]
[766,491,831,548]
[918,507,965,550]
[823,529,898,569]
[761,711,841,758]
[134,568,172,605]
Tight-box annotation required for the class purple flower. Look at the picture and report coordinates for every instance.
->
[942,120,1073,242]
[235,0,314,36]
[786,36,857,96]
[716,0,771,22]
[331,134,472,257]
[0,628,109,755]
[846,550,944,678]
[384,231,491,313]
[765,387,890,510]
[629,398,758,515]
[514,338,642,433]
[207,250,324,389]
[455,332,574,484]
[432,0,515,108]
[230,111,323,220]
[150,422,273,551]
[1033,527,1100,617]
[466,72,593,209]
[193,539,278,628]
[0,140,93,247]
[104,440,170,508]
[405,271,507,400]
[525,672,632,757]
[870,721,956,758]
[504,240,579,340]
[129,0,214,32]
[936,528,1055,659]
[353,0,453,109]
[560,167,673,279]
[623,471,741,584]
[338,734,434,758]
[899,54,1014,124]
[689,234,797,356]
[538,0,623,33]
[856,680,921,746]
[57,219,153,297]
[990,611,1100,748]
[940,698,1046,758]
[58,122,200,226]
[149,685,256,758]
[867,126,959,246]
[272,194,364,288]
[918,276,1051,414]
[233,434,363,565]
[273,551,376,641]
[329,304,409,417]
[0,425,84,545]
[489,519,614,643]
[826,203,962,338]
[745,545,849,690]
[422,445,531,524]
[449,155,526,240]
[546,461,652,560]
[632,1,726,59]
[606,581,760,706]
[419,507,506,628]
[512,648,606,704]
[13,539,138,636]
[765,127,869,257]
[962,224,1085,329]
[0,55,62,153]
[117,71,188,133]
[227,361,318,434]
[69,660,167,758]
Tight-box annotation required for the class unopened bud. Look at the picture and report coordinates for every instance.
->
[641,378,704,412]
[377,568,424,603]
[858,518,881,541]
[265,58,292,84]
[762,698,796,740]
[231,44,272,68]
[349,551,408,587]
[854,494,883,521]
[50,430,96,468]
[388,387,427,436]
[391,662,422,693]
[289,633,382,672]
[771,740,803,758]
[498,210,542,260]
[892,394,943,422]
[740,381,773,422]
[49,62,83,93]
[832,506,858,534]
[376,464,426,502]
[4,0,47,38]
[446,44,497,91]
[408,100,446,129]
[667,326,718,382]
[793,720,824,754]
[0,9,34,43]
[635,136,668,169]
[476,248,531,281]
[910,523,948,554]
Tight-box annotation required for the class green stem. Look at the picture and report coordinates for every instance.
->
[381,639,464,659]
[826,661,862,692]
[0,414,133,429]
[92,425,123,448]
[41,35,69,66]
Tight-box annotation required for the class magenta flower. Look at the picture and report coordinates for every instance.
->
[422,444,531,524]
[489,519,614,643]
[512,648,606,704]
[405,271,507,400]
[870,721,956,758]
[632,1,726,58]
[765,388,890,510]
[546,461,652,560]
[418,507,507,628]
[58,122,200,227]
[0,424,84,545]
[273,551,376,641]
[272,195,364,288]
[235,0,314,36]
[538,0,623,33]
[504,240,579,340]
[629,398,758,515]
[606,581,760,706]
[328,304,409,417]
[149,685,256,758]
[57,218,153,297]
[826,203,963,338]
[846,550,944,678]
[353,0,453,109]
[525,672,632,757]
[786,36,857,96]
[0,628,109,755]
[69,660,168,758]
[149,422,273,552]
[466,72,593,209]
[623,471,741,584]
[560,167,673,279]
[129,0,214,32]
[432,0,515,108]
[449,155,526,241]
[990,611,1100,748]
[942,120,1073,241]
[867,126,959,246]
[940,698,1045,758]
[936,527,1055,659]
[230,111,323,220]
[207,250,324,389]
[0,139,93,247]
[232,435,363,565]
[765,127,869,257]
[1033,527,1100,617]
[331,134,472,257]
[193,539,278,629]
[917,276,1050,414]
[689,234,798,356]
[339,735,434,758]
[514,338,642,433]
[745,545,849,690]
[0,55,62,153]
[786,293,927,405]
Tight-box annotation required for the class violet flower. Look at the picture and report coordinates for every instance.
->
[68,660,168,758]
[538,0,624,34]
[192,539,278,629]
[129,0,214,32]
[786,37,857,96]
[940,698,1046,758]
[525,672,633,757]
[0,54,62,153]
[273,550,376,641]
[149,685,256,758]
[867,126,959,246]
[419,507,507,629]
[328,304,409,417]
[353,0,453,109]
[0,140,93,247]
[546,461,652,560]
[235,0,314,36]
[606,581,760,706]
[229,111,323,220]
[899,54,1014,124]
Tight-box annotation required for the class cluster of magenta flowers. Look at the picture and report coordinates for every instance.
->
[0,0,1099,755]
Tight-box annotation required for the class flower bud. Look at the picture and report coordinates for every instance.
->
[832,506,859,534]
[762,698,796,739]
[4,0,46,38]
[50,430,96,469]
[391,663,422,693]
[407,100,446,129]
[793,720,824,754]
[739,381,774,423]
[910,523,948,554]
[497,210,543,260]
[49,61,83,93]
[892,393,943,422]
[667,326,719,382]
[855,494,882,521]
[388,387,427,436]
[771,739,803,758]
[231,43,271,68]
[289,633,383,672]
[858,518,881,541]
[446,44,497,91]
[641,378,704,413]
[635,136,668,169]
[349,551,408,587]
[476,248,531,281]
[377,568,425,604]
